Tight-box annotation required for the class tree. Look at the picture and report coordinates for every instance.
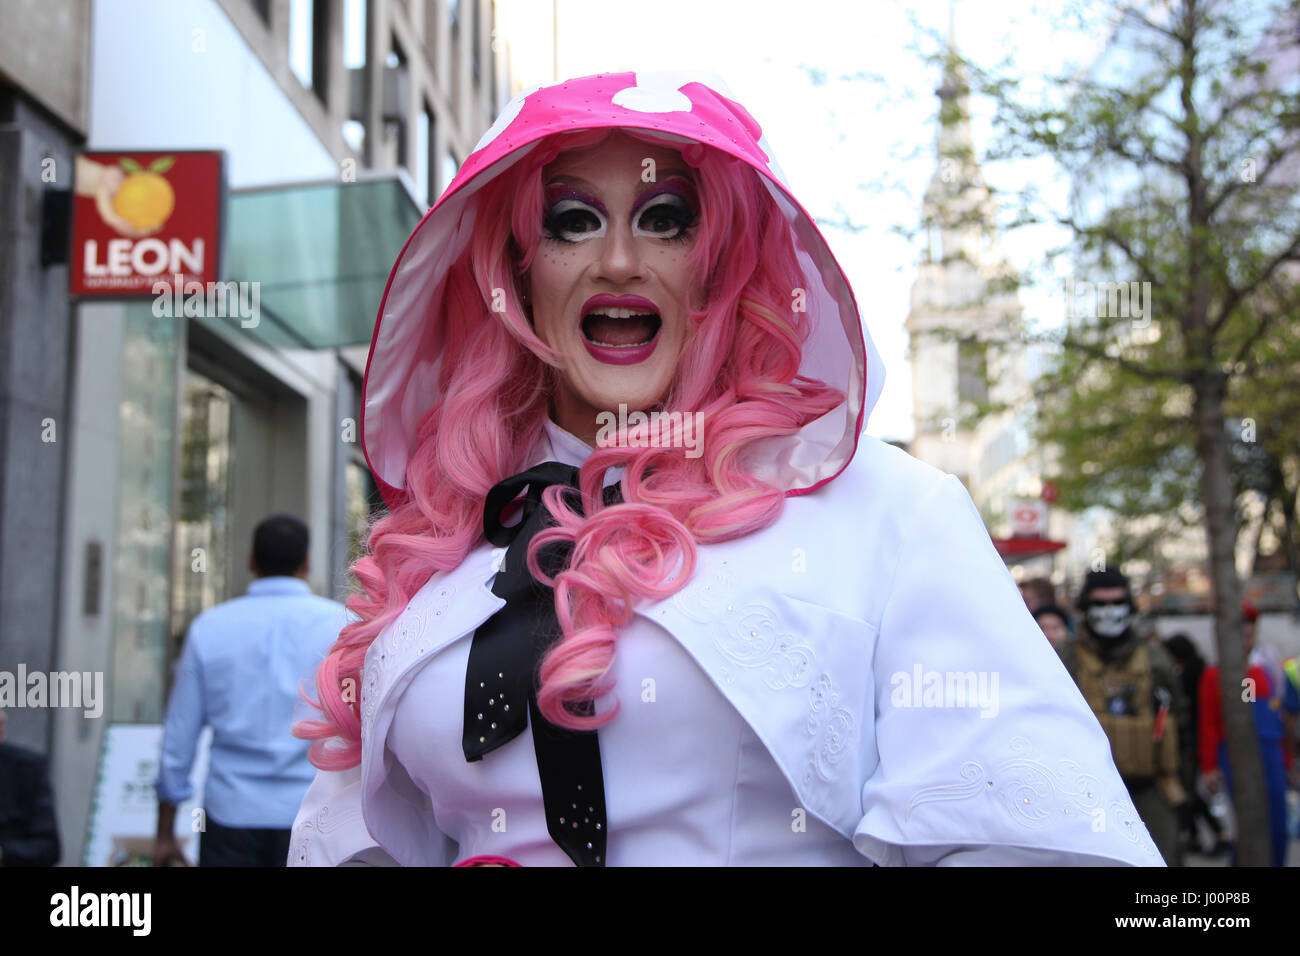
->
[957,0,1300,864]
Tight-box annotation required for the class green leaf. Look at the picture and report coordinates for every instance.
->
[149,156,175,174]
[119,157,143,173]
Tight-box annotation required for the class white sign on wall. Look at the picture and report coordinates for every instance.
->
[82,723,212,866]
[1011,498,1047,537]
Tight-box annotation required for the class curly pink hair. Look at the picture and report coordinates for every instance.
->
[295,128,843,768]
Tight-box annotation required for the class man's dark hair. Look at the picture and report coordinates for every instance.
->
[1162,633,1203,670]
[252,514,309,577]
[1033,603,1073,631]
[1019,577,1057,607]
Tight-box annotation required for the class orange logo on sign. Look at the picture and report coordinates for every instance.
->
[94,156,177,236]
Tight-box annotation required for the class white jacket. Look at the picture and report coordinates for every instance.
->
[290,430,1162,866]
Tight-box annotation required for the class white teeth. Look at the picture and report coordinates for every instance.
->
[588,307,654,319]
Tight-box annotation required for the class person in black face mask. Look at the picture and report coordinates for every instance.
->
[1059,568,1190,865]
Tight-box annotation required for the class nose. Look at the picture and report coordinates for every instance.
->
[595,220,645,284]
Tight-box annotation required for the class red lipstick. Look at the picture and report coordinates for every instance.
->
[580,294,661,365]
[580,294,659,317]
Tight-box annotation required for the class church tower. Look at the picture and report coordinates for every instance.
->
[905,25,1024,487]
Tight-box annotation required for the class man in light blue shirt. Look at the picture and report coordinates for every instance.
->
[153,515,348,866]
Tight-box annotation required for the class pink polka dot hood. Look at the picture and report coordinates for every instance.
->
[360,71,882,509]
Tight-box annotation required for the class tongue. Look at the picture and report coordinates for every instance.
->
[584,313,658,347]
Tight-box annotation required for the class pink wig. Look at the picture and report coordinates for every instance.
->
[295,129,843,767]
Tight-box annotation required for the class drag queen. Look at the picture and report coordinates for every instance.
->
[290,72,1162,866]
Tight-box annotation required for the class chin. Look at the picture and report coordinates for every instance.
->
[576,372,674,416]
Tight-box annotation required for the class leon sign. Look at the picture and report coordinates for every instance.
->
[70,150,225,297]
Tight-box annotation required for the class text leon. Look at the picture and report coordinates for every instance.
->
[82,238,204,278]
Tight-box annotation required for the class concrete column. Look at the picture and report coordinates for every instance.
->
[0,94,77,756]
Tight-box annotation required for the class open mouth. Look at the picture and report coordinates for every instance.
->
[580,307,662,348]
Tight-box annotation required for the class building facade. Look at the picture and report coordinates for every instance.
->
[0,0,512,865]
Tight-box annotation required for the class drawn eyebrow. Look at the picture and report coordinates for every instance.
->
[543,182,608,214]
[630,175,698,215]
[547,167,694,190]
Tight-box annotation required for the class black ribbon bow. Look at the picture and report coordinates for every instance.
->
[462,462,619,867]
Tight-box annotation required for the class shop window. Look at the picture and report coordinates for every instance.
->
[345,458,382,573]
[109,307,181,722]
[169,369,234,687]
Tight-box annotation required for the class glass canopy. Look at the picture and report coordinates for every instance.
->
[223,173,422,349]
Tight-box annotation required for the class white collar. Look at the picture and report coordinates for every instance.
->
[540,419,594,467]
[537,419,622,487]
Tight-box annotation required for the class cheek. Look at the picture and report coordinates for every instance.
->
[649,244,691,269]
[533,246,589,292]
[530,255,569,310]
[533,248,566,276]
[648,247,698,312]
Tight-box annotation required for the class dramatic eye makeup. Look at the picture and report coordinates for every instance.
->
[541,176,699,244]
[631,177,699,241]
[542,185,607,243]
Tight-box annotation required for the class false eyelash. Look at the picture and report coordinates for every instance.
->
[542,203,606,243]
[541,212,572,242]
[636,198,697,242]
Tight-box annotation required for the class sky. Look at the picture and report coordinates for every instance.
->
[496,0,1112,442]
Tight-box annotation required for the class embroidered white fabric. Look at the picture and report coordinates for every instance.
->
[289,423,1163,866]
